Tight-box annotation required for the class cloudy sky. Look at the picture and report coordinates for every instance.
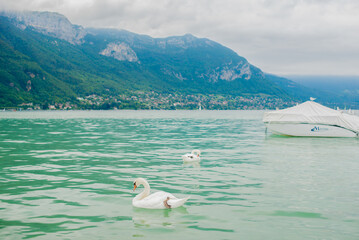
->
[1,0,359,76]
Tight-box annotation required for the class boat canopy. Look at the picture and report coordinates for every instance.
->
[263,101,359,134]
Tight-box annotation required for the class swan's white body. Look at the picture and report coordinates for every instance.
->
[182,149,201,162]
[132,178,189,209]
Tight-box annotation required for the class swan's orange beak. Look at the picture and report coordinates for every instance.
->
[133,183,137,192]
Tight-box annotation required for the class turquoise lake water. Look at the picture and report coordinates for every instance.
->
[0,110,358,239]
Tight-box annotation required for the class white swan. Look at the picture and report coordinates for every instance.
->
[182,149,201,162]
[132,178,190,209]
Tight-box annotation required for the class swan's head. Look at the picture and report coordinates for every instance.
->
[133,178,146,191]
[191,149,201,157]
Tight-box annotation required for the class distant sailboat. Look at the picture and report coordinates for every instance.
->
[198,103,202,110]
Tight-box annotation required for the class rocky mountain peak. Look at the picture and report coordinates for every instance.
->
[100,42,139,63]
[1,10,86,45]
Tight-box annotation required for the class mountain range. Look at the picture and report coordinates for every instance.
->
[0,10,356,109]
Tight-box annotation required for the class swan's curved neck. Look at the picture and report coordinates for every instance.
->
[134,180,150,201]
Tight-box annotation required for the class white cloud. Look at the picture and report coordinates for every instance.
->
[1,0,359,75]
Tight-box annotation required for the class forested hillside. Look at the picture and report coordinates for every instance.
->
[0,11,340,109]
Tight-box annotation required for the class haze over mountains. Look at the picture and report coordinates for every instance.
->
[287,75,359,108]
[0,11,357,109]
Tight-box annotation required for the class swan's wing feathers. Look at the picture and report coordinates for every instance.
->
[145,191,176,200]
[183,153,200,162]
[134,191,176,209]
[168,196,190,208]
[133,191,189,209]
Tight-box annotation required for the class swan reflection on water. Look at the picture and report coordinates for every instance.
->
[182,161,201,168]
[132,207,189,228]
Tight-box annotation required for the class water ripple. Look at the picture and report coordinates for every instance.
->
[0,111,358,239]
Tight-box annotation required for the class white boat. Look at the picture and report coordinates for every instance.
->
[263,100,359,137]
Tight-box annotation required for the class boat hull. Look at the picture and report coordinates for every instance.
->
[265,123,357,137]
